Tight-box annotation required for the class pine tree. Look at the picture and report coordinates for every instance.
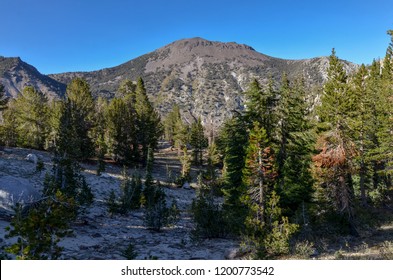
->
[0,83,9,111]
[382,30,393,81]
[164,104,182,145]
[0,99,18,147]
[143,146,156,207]
[135,77,162,164]
[216,116,248,234]
[314,49,358,235]
[64,78,95,160]
[12,86,49,150]
[142,147,179,231]
[377,30,393,188]
[106,97,137,165]
[46,100,64,151]
[275,75,314,215]
[243,78,276,140]
[5,191,76,259]
[190,117,208,166]
[366,60,385,191]
[206,141,220,181]
[178,147,192,185]
[318,49,353,128]
[242,123,298,258]
[173,119,190,154]
[50,98,94,208]
[118,79,136,98]
[120,169,142,213]
[242,122,277,227]
[106,189,118,217]
[350,64,373,206]
[218,116,248,208]
[92,97,108,175]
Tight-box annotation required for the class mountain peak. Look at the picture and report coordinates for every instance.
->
[0,56,65,98]
[1,39,357,128]
[143,37,266,73]
[167,37,256,52]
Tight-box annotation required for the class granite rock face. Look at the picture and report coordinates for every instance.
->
[0,175,41,212]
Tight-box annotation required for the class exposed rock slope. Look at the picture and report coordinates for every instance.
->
[0,56,65,99]
[1,38,357,126]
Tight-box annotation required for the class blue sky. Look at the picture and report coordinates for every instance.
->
[1,0,392,74]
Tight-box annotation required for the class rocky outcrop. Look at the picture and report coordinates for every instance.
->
[0,175,41,212]
[0,56,66,99]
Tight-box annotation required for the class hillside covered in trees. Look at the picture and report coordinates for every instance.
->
[0,30,393,260]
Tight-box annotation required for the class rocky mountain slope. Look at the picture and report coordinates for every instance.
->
[0,56,66,99]
[1,38,357,126]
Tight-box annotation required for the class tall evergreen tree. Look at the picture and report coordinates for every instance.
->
[366,60,386,191]
[65,78,95,160]
[350,64,373,206]
[0,83,9,111]
[135,77,162,164]
[189,117,208,166]
[164,104,182,145]
[0,99,18,147]
[217,115,248,234]
[378,30,393,186]
[242,122,276,226]
[93,97,108,174]
[50,100,94,207]
[46,100,64,151]
[242,122,298,258]
[106,97,137,165]
[318,49,352,128]
[382,30,393,81]
[314,49,358,235]
[275,76,314,214]
[118,79,136,98]
[243,78,276,140]
[13,86,49,149]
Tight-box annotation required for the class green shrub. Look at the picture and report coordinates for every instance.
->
[35,158,44,174]
[190,192,228,239]
[106,189,119,217]
[106,173,142,216]
[263,217,299,257]
[6,192,75,259]
[294,240,315,259]
[121,243,138,260]
[120,174,142,213]
[144,182,179,231]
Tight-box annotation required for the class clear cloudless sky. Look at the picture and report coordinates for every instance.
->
[1,0,392,74]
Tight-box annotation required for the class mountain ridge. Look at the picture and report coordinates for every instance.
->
[0,38,357,126]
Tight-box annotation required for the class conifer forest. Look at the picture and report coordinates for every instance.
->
[0,31,393,260]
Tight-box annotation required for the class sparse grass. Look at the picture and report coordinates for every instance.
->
[294,240,315,259]
[379,241,393,259]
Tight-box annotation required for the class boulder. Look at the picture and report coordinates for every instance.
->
[25,153,38,164]
[0,176,41,212]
